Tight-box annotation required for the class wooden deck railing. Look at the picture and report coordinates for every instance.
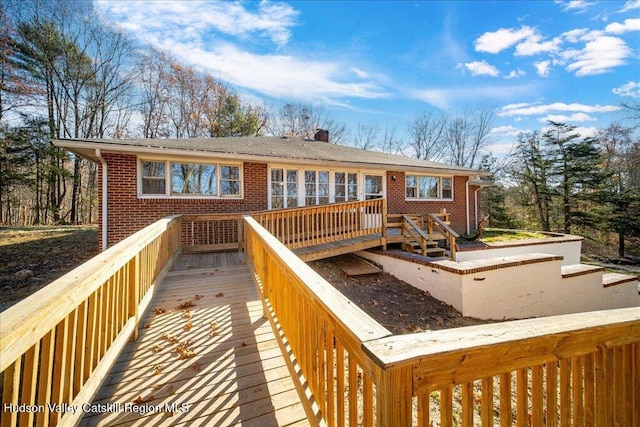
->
[181,213,244,253]
[244,214,640,426]
[244,215,393,426]
[252,198,386,250]
[0,216,182,427]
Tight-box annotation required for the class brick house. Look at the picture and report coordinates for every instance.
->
[54,133,491,250]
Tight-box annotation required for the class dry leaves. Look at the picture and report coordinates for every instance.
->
[133,394,154,404]
[177,300,196,310]
[174,340,196,359]
[210,322,219,337]
[215,292,224,297]
[153,308,167,315]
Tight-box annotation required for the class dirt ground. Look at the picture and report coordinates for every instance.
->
[308,254,490,334]
[0,225,99,311]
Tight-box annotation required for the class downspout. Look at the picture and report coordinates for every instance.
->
[95,149,108,251]
[474,188,480,230]
[465,179,470,235]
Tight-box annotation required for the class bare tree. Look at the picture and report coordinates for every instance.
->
[405,111,447,161]
[138,49,171,138]
[380,122,401,154]
[266,103,347,144]
[353,123,379,150]
[444,106,495,168]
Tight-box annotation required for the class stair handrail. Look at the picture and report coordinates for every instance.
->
[402,214,430,256]
[426,213,459,260]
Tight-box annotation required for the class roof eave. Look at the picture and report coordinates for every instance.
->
[53,139,489,177]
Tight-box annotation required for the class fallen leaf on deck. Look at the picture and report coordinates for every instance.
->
[215,292,224,297]
[133,394,154,404]
[151,345,162,353]
[177,301,196,309]
[153,308,166,315]
[183,322,193,331]
[210,322,219,337]
[195,294,203,300]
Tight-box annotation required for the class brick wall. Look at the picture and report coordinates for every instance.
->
[386,171,476,235]
[99,153,268,249]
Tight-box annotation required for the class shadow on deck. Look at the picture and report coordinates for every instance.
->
[83,252,308,426]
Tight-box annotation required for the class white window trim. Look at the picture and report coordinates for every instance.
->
[405,174,454,201]
[137,157,243,199]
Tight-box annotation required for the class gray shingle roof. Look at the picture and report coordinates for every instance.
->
[53,136,488,176]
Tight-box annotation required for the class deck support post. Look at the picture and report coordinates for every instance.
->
[376,365,413,426]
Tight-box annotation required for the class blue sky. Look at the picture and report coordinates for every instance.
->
[94,0,640,155]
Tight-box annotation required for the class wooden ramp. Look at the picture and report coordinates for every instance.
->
[82,253,309,426]
[292,233,384,262]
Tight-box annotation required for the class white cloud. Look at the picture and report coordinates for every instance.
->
[475,26,536,54]
[564,35,632,76]
[505,69,526,79]
[490,125,524,137]
[535,61,551,77]
[537,113,596,122]
[95,0,299,46]
[499,102,620,117]
[515,35,562,56]
[411,84,539,111]
[562,28,590,43]
[459,60,500,77]
[613,81,640,97]
[351,67,370,79]
[620,1,640,12]
[556,1,596,13]
[605,18,640,34]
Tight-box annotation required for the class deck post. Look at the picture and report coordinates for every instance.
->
[381,198,388,250]
[128,253,140,342]
[376,365,413,426]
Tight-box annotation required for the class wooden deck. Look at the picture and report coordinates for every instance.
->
[82,252,309,426]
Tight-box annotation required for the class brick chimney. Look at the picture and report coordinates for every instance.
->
[314,129,329,142]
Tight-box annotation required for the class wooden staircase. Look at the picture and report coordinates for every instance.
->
[401,215,447,258]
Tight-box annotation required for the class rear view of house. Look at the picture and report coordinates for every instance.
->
[54,133,490,249]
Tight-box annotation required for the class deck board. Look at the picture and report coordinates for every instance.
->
[82,253,308,427]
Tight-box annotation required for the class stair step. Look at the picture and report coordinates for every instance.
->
[602,272,639,288]
[425,247,446,256]
[561,264,604,279]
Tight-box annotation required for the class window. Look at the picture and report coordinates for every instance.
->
[319,171,330,204]
[365,175,384,200]
[287,170,298,207]
[141,161,166,194]
[139,159,241,198]
[304,170,317,205]
[171,163,216,195]
[271,168,298,209]
[335,172,358,202]
[220,165,241,196]
[406,175,453,200]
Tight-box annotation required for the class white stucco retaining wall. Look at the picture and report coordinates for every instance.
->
[456,235,583,266]
[357,251,640,320]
